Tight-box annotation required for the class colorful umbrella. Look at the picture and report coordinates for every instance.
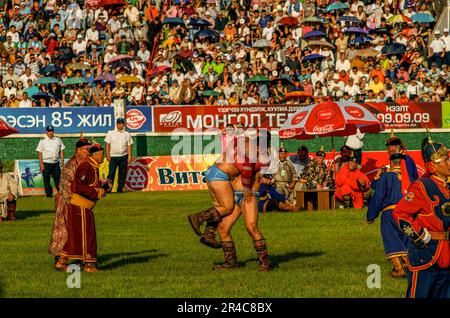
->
[278,16,300,26]
[108,55,134,64]
[0,118,19,137]
[66,63,91,70]
[200,90,220,97]
[187,18,212,27]
[247,75,270,83]
[39,65,63,74]
[387,14,412,24]
[411,13,435,23]
[54,52,77,61]
[194,29,219,39]
[349,34,374,45]
[355,48,380,57]
[148,65,171,76]
[381,43,406,55]
[63,77,87,85]
[303,30,326,38]
[301,16,324,24]
[306,40,335,49]
[344,27,368,35]
[162,17,186,25]
[368,27,391,35]
[117,75,142,84]
[36,77,59,85]
[279,101,384,140]
[324,2,348,12]
[302,54,325,62]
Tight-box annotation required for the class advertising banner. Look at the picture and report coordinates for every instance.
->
[0,106,152,134]
[152,105,301,133]
[362,102,442,129]
[15,159,68,196]
[16,150,425,195]
[442,102,450,129]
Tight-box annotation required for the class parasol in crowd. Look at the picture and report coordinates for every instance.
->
[252,39,272,48]
[148,65,171,76]
[411,13,435,23]
[162,17,186,26]
[117,75,142,84]
[187,18,212,27]
[306,40,335,49]
[194,29,219,39]
[108,55,134,64]
[338,16,362,24]
[387,14,412,24]
[303,30,326,38]
[278,16,300,26]
[324,2,349,12]
[355,48,380,57]
[66,62,92,70]
[301,16,324,24]
[247,75,270,83]
[63,77,88,85]
[344,27,368,35]
[96,0,126,7]
[36,77,60,85]
[381,43,406,55]
[94,73,117,82]
[302,54,325,62]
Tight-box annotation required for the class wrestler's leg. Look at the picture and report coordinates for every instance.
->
[188,180,235,236]
[214,204,241,270]
[242,197,271,271]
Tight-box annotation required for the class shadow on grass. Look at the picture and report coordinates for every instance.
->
[243,251,325,269]
[15,210,54,220]
[98,250,168,270]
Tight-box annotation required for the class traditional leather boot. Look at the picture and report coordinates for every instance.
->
[254,239,272,272]
[83,263,101,273]
[213,241,238,270]
[188,207,222,236]
[200,223,221,248]
[54,256,68,271]
[389,256,406,278]
[6,201,16,221]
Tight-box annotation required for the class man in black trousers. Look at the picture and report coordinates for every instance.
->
[36,125,65,198]
[105,118,133,193]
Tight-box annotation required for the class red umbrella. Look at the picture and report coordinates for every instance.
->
[148,65,171,76]
[0,118,19,137]
[278,16,300,26]
[108,54,134,64]
[97,0,125,7]
[285,91,312,99]
[279,101,384,140]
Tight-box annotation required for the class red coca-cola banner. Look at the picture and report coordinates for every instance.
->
[362,102,442,129]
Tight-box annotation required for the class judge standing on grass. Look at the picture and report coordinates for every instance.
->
[105,118,133,193]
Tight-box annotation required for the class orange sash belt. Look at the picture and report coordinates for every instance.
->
[70,194,95,209]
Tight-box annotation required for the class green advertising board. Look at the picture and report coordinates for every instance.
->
[442,102,450,128]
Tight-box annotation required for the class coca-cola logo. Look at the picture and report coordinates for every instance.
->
[312,124,335,133]
[126,109,146,130]
[316,109,335,121]
[125,158,154,191]
[291,111,308,125]
[160,111,182,127]
[279,128,297,138]
[345,106,365,119]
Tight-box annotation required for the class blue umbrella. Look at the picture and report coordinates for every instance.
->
[302,54,325,62]
[344,27,368,35]
[187,18,212,27]
[32,92,56,100]
[194,29,219,39]
[39,65,63,75]
[381,43,406,55]
[411,13,435,23]
[303,30,326,38]
[162,17,186,26]
[338,16,362,24]
[325,2,348,12]
[349,34,374,45]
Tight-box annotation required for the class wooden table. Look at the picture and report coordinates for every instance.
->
[296,189,336,211]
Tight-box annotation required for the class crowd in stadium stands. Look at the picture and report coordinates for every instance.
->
[0,0,449,107]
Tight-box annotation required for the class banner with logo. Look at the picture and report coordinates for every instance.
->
[362,102,442,129]
[15,159,68,196]
[442,102,450,129]
[152,105,301,132]
[0,106,152,134]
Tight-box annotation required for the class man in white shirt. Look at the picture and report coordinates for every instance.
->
[72,34,87,55]
[428,30,446,68]
[85,23,100,45]
[36,125,66,198]
[327,73,345,99]
[335,51,351,73]
[344,128,364,165]
[18,92,33,107]
[442,28,450,65]
[104,118,133,193]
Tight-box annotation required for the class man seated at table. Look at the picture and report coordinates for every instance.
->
[273,147,298,202]
[335,152,371,208]
[300,146,332,190]
[288,145,310,180]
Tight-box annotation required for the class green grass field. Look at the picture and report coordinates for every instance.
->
[0,191,407,298]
